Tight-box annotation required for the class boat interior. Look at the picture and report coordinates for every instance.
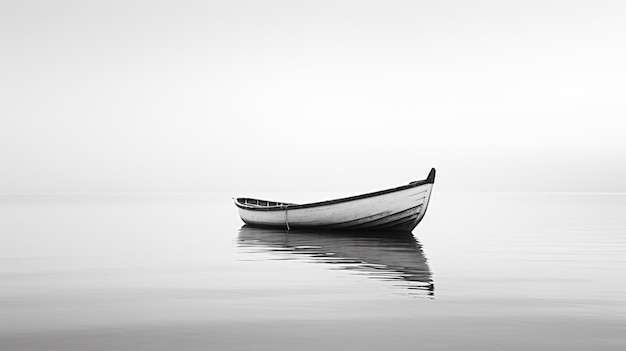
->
[236,198,293,208]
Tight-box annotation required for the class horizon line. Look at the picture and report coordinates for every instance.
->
[1,191,626,196]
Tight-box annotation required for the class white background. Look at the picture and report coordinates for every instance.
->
[2,0,625,193]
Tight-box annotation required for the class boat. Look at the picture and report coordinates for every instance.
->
[233,168,436,232]
[238,226,433,295]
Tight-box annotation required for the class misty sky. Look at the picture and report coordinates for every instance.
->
[1,0,625,193]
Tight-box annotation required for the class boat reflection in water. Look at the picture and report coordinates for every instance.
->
[238,226,434,297]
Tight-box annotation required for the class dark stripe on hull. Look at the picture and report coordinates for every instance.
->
[243,203,425,232]
[242,202,426,232]
[312,204,423,230]
[377,216,420,232]
[308,196,425,228]
[244,215,420,232]
[342,211,420,231]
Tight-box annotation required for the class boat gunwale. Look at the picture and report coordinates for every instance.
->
[235,168,435,212]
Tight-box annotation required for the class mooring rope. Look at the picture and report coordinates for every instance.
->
[284,205,290,231]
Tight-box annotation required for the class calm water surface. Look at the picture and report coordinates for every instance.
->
[1,192,625,350]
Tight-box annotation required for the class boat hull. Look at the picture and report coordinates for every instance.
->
[234,169,435,232]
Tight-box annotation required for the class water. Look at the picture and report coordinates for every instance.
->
[1,192,625,350]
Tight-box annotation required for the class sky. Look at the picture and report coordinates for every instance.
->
[1,0,625,193]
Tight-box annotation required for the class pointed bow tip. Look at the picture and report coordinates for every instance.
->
[426,168,436,183]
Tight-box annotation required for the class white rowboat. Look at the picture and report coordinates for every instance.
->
[234,168,436,232]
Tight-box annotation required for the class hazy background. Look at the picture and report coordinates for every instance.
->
[2,0,625,194]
